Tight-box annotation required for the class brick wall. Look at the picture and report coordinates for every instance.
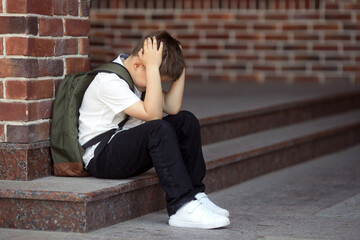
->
[0,0,90,180]
[89,0,360,83]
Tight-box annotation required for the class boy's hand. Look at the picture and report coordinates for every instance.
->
[138,37,163,68]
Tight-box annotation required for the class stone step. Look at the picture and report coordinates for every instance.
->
[199,90,360,145]
[1,109,359,233]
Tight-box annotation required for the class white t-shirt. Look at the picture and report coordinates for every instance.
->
[78,54,144,167]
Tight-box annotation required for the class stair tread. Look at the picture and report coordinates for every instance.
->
[1,110,359,200]
[203,109,360,163]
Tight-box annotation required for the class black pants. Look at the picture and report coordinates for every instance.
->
[87,110,206,215]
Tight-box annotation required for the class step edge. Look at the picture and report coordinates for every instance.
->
[1,121,359,203]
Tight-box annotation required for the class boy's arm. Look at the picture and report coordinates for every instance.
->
[163,68,185,115]
[124,37,164,121]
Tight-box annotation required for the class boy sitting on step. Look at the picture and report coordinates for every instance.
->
[78,30,230,229]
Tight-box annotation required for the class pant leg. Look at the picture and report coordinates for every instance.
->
[86,119,198,215]
[163,110,206,194]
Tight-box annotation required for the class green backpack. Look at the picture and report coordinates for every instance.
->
[50,62,134,177]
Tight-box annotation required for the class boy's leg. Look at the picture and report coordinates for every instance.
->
[86,119,197,215]
[163,110,206,194]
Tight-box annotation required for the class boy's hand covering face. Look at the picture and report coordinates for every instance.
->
[138,37,163,69]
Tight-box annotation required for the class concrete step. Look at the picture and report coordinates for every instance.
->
[1,109,359,233]
[199,90,360,145]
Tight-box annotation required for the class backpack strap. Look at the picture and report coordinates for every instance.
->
[90,62,134,91]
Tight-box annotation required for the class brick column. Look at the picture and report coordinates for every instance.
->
[0,0,90,180]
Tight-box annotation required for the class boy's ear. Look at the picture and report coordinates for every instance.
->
[133,58,143,71]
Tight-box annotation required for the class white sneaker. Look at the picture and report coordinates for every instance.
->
[169,200,230,229]
[195,192,230,217]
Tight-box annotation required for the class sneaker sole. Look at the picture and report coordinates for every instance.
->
[169,218,230,229]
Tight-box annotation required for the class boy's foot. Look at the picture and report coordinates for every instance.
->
[168,200,230,229]
[195,192,230,217]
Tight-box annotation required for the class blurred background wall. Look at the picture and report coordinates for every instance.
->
[89,0,359,83]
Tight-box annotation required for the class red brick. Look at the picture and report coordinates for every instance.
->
[5,37,28,55]
[27,0,54,15]
[79,38,89,55]
[253,24,277,31]
[254,44,277,51]
[0,102,28,121]
[54,0,68,15]
[67,0,79,16]
[324,34,351,41]
[312,65,338,72]
[207,13,232,20]
[343,24,360,31]
[0,125,4,142]
[223,64,246,70]
[39,18,63,36]
[0,16,27,34]
[194,24,219,30]
[325,13,351,20]
[0,80,3,98]
[293,13,320,20]
[294,54,320,61]
[313,24,339,31]
[109,23,132,30]
[293,34,319,41]
[324,55,351,62]
[65,19,90,36]
[0,38,3,55]
[205,33,229,40]
[28,100,53,120]
[237,34,261,40]
[253,65,276,71]
[282,24,307,31]
[28,80,54,99]
[224,24,246,30]
[179,14,203,20]
[0,58,38,78]
[152,14,174,20]
[55,38,78,56]
[265,55,289,61]
[79,0,90,17]
[265,14,289,20]
[5,81,27,99]
[5,80,54,100]
[283,44,307,51]
[325,3,340,9]
[282,65,306,72]
[6,0,27,13]
[7,121,50,143]
[65,57,90,74]
[343,65,360,72]
[224,43,247,50]
[265,34,288,41]
[293,75,320,82]
[313,45,339,51]
[236,54,259,61]
[0,0,2,12]
[177,33,200,40]
[6,37,55,57]
[38,59,64,77]
[196,43,219,50]
[137,23,161,30]
[121,14,145,20]
[343,44,360,51]
[343,3,360,10]
[235,14,259,20]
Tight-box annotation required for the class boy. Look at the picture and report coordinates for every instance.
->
[78,30,230,229]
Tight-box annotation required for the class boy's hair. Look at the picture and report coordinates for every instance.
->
[131,30,185,81]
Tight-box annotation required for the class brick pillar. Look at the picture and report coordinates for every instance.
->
[0,0,90,180]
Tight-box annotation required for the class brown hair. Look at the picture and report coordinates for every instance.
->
[131,30,185,81]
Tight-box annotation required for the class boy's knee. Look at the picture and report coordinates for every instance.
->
[148,119,174,134]
[178,110,200,128]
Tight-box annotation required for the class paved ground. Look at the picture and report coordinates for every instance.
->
[1,144,359,240]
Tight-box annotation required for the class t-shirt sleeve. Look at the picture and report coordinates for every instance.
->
[97,74,140,114]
